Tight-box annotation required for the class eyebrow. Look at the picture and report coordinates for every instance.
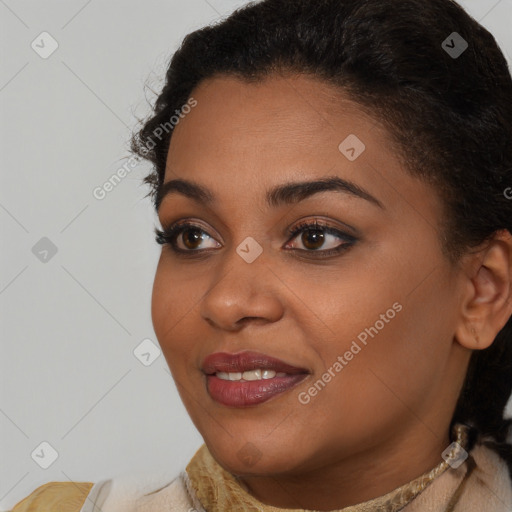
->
[155,175,384,211]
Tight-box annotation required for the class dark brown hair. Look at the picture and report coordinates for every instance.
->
[131,0,512,475]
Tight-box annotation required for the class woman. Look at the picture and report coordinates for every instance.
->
[10,0,512,510]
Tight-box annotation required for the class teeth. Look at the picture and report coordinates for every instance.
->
[216,369,285,381]
[242,369,261,381]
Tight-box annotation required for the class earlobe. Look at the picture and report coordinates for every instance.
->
[468,323,480,344]
[455,230,512,351]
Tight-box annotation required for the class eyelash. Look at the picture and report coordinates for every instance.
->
[154,219,357,258]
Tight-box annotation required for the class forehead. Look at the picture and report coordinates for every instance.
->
[168,73,378,161]
[162,73,443,229]
[165,74,393,184]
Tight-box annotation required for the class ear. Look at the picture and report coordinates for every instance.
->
[455,229,512,350]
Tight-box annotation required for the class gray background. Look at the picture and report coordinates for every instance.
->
[1,0,511,509]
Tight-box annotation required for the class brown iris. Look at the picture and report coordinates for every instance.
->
[301,229,325,250]
[182,227,205,250]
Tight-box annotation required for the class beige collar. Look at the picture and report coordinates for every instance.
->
[185,424,475,511]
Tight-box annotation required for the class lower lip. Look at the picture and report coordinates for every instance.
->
[206,374,308,407]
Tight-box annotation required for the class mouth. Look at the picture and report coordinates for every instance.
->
[201,350,309,407]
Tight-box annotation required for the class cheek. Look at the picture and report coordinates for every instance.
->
[287,258,400,353]
[297,243,454,427]
[151,261,173,343]
[298,308,448,450]
[151,258,200,365]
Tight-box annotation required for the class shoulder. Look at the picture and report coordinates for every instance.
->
[459,442,512,510]
[7,471,200,512]
[409,442,512,512]
[133,472,202,512]
[9,481,94,512]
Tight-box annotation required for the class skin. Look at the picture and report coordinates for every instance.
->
[151,73,512,510]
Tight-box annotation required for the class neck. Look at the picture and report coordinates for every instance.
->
[237,420,451,510]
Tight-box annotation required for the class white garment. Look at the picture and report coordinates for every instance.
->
[79,471,201,512]
[79,443,512,512]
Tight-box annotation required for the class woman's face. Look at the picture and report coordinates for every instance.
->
[151,74,470,478]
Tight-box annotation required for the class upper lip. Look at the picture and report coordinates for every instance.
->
[202,350,309,375]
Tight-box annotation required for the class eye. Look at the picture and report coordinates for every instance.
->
[284,219,357,257]
[155,222,220,252]
[155,218,357,258]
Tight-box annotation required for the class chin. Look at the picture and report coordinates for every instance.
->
[203,433,314,477]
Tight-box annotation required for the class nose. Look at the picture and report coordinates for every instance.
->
[199,242,284,332]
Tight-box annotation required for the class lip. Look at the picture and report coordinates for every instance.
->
[202,350,309,407]
[202,350,308,375]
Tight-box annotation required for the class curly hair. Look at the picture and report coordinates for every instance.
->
[131,0,512,476]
